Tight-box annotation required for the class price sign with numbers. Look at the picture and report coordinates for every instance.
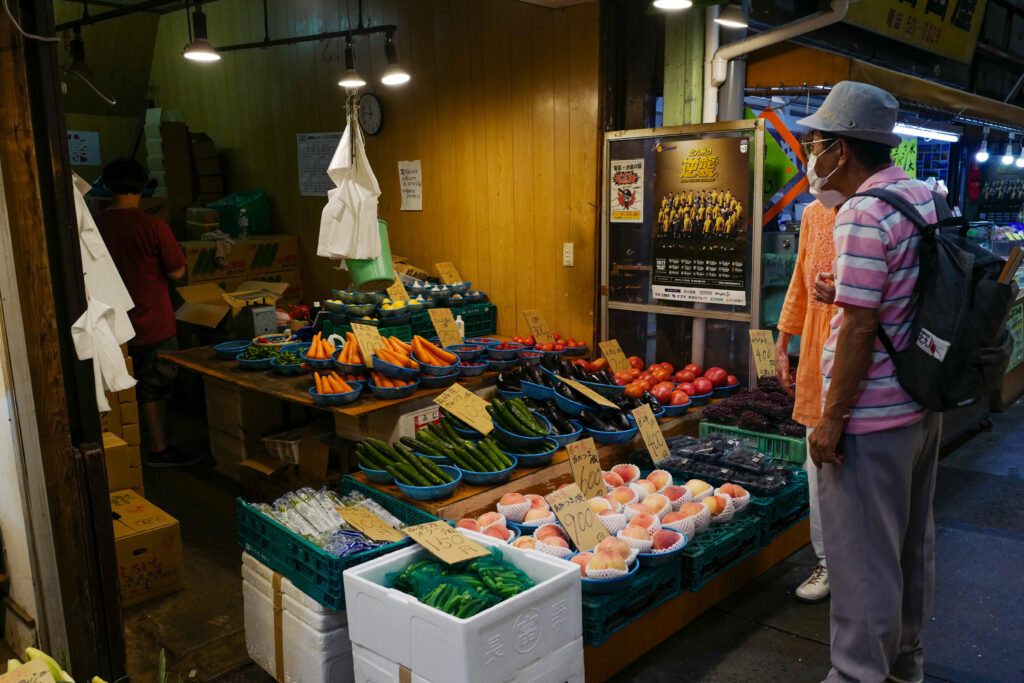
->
[433,383,493,434]
[558,376,619,409]
[748,329,776,378]
[386,274,410,301]
[428,307,464,346]
[404,521,490,564]
[631,404,670,463]
[565,437,604,499]
[521,309,555,344]
[350,322,384,369]
[435,262,464,285]
[335,506,404,543]
[545,483,608,552]
[598,339,631,373]
[0,659,54,683]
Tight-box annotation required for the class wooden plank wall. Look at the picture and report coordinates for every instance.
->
[147,0,600,341]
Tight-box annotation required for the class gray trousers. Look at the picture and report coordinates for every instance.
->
[819,412,941,683]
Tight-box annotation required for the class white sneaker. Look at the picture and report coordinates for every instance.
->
[795,563,829,602]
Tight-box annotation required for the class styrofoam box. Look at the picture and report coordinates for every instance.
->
[343,528,582,683]
[351,637,584,683]
[242,552,353,682]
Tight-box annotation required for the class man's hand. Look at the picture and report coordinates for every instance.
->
[814,272,836,305]
[775,332,793,394]
[809,415,846,468]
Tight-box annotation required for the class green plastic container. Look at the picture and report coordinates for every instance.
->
[410,303,497,339]
[321,318,412,343]
[345,220,395,293]
[236,476,438,610]
[207,190,270,235]
[678,515,761,592]
[582,557,682,646]
[698,421,806,464]
[749,469,809,546]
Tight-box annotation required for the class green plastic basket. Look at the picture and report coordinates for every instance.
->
[582,557,681,646]
[678,515,761,592]
[206,190,270,235]
[699,421,806,464]
[748,469,809,546]
[320,319,412,343]
[236,476,438,610]
[410,303,497,339]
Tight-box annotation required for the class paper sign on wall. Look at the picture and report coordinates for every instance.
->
[521,309,555,344]
[559,376,619,409]
[404,521,490,564]
[335,506,404,543]
[566,438,604,500]
[631,404,670,463]
[610,158,644,223]
[598,340,631,373]
[428,308,464,347]
[434,384,493,434]
[435,262,463,285]
[297,132,342,197]
[748,329,776,378]
[67,130,101,166]
[386,274,410,301]
[351,322,384,368]
[399,160,422,211]
[545,483,608,551]
[0,658,56,683]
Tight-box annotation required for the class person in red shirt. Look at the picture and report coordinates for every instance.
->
[96,158,199,468]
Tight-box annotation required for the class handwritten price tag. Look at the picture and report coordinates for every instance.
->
[435,262,464,285]
[546,483,608,552]
[428,308,464,347]
[404,521,490,564]
[598,339,631,373]
[386,274,410,301]
[749,329,776,378]
[351,322,385,369]
[631,404,671,463]
[558,376,619,409]
[433,384,493,434]
[335,505,404,543]
[521,309,555,344]
[0,659,56,683]
[566,437,604,499]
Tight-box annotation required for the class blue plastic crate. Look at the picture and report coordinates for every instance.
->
[236,476,438,610]
[581,557,682,645]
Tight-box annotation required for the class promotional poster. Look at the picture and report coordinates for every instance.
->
[651,136,751,305]
[610,159,644,223]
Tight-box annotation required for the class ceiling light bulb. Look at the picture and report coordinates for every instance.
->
[1016,152,1024,169]
[714,4,748,28]
[183,7,220,62]
[1002,141,1015,165]
[380,34,410,86]
[653,0,693,10]
[338,39,366,89]
[975,139,989,163]
[69,27,91,77]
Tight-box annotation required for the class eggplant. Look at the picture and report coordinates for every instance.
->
[596,369,615,384]
[642,391,660,412]
[560,359,575,377]
[497,373,521,392]
[608,411,632,431]
[554,381,576,400]
[523,397,546,411]
[545,408,575,435]
[541,354,560,372]
[539,372,556,388]
[526,365,544,385]
[579,410,614,432]
[572,364,590,381]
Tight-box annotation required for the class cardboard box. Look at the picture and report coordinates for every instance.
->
[186,207,220,224]
[121,401,139,425]
[100,399,121,433]
[111,489,184,606]
[122,422,141,446]
[103,431,129,486]
[179,240,248,284]
[244,235,300,274]
[198,175,224,194]
[204,377,284,439]
[175,280,289,329]
[209,427,266,480]
[196,157,221,176]
[392,255,429,281]
[191,132,218,160]
[119,384,137,404]
[250,269,301,304]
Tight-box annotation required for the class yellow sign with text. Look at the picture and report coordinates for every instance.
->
[749,329,776,378]
[404,521,490,564]
[845,0,987,64]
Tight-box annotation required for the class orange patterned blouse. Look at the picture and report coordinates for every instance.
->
[776,201,839,427]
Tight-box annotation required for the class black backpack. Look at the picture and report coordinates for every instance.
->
[850,188,1017,411]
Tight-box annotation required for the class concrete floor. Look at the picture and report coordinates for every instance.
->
[121,401,1024,682]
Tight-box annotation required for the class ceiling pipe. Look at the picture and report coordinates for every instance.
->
[217,23,395,53]
[56,0,189,30]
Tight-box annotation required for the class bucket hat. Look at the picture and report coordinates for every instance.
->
[797,80,902,148]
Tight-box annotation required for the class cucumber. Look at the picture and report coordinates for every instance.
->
[480,438,513,468]
[395,443,443,486]
[510,399,544,432]
[455,443,489,471]
[469,441,502,470]
[492,400,531,435]
[396,461,429,486]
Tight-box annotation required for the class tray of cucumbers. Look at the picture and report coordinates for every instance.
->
[355,438,458,490]
[487,398,552,447]
[402,422,515,474]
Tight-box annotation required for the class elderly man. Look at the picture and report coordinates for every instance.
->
[798,81,943,683]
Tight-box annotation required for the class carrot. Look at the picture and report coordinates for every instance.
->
[337,380,352,392]
[392,337,413,354]
[308,336,321,360]
[314,372,325,394]
[423,339,458,364]
[328,375,345,393]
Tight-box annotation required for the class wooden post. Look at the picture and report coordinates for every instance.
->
[663,7,705,126]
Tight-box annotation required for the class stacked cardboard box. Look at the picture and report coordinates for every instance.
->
[144,109,194,233]
[101,346,143,495]
[205,377,285,480]
[191,132,223,205]
[185,206,220,241]
[111,489,185,606]
[176,234,299,287]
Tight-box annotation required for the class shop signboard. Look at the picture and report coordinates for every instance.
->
[610,158,644,222]
[844,0,988,65]
[893,138,918,178]
[651,137,750,305]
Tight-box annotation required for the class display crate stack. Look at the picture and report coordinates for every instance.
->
[100,345,142,496]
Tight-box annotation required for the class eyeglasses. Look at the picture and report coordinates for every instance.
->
[801,137,838,158]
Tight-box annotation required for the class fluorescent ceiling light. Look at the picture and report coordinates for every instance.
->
[714,5,748,28]
[653,0,693,10]
[893,123,959,143]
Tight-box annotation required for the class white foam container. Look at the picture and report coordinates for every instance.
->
[343,528,582,683]
[242,552,353,682]
[351,637,584,683]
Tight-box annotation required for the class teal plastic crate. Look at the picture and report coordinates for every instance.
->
[320,319,412,343]
[699,421,806,464]
[582,557,681,646]
[679,515,761,592]
[410,311,434,338]
[236,476,438,610]
[410,303,497,339]
[749,469,809,546]
[206,190,270,235]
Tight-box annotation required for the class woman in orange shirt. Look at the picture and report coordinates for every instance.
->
[776,199,838,603]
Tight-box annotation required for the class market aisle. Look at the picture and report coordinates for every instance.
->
[612,402,1024,683]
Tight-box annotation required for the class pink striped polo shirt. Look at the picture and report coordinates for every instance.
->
[820,166,935,435]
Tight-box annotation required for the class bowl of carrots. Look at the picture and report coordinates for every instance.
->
[419,369,460,390]
[309,371,363,406]
[371,354,419,381]
[411,336,460,375]
[301,332,337,370]
[368,373,420,400]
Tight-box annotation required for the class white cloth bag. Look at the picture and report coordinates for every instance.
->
[317,120,382,261]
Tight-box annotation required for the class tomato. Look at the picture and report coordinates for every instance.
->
[513,336,524,344]
[554,344,565,352]
[524,335,536,347]
[650,384,673,403]
[624,383,644,398]
[659,362,675,375]
[639,372,655,385]
[566,338,576,346]
[628,368,642,378]
[541,342,555,352]
[684,363,703,376]
[591,358,609,372]
[670,390,690,406]
[553,333,562,341]
[673,369,696,384]
[651,368,671,383]
[693,377,713,395]
[575,340,586,348]
[726,374,739,386]
[705,368,728,387]
[647,363,661,373]
[635,379,652,392]
[613,371,632,385]
[628,356,645,370]
[679,382,696,396]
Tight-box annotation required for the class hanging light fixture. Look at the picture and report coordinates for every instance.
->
[380,32,410,86]
[1016,145,1024,169]
[184,0,220,62]
[69,26,90,77]
[1002,133,1015,165]
[975,127,990,163]
[652,0,693,10]
[338,35,366,89]
[714,4,748,28]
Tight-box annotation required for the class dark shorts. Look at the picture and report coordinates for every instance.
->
[128,336,179,403]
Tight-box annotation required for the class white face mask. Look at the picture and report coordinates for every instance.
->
[806,141,846,209]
